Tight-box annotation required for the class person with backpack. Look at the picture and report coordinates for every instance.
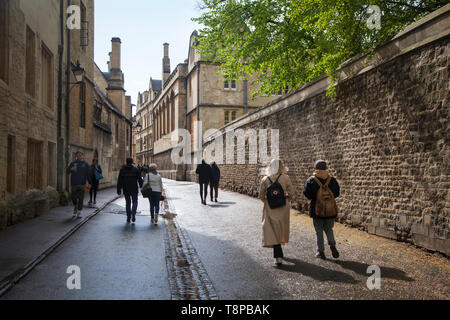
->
[117,158,143,223]
[259,159,293,266]
[196,160,212,205]
[303,160,340,259]
[209,162,221,202]
[142,164,163,225]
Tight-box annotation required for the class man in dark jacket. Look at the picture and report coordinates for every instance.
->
[209,162,221,202]
[303,160,340,259]
[117,158,143,223]
[67,151,92,219]
[196,160,212,205]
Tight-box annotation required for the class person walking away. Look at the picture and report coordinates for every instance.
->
[117,158,143,223]
[88,158,103,207]
[67,151,92,219]
[143,164,163,225]
[303,160,340,259]
[209,162,221,202]
[259,159,293,266]
[196,160,212,205]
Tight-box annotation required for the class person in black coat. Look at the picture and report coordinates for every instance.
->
[196,160,212,205]
[117,158,143,223]
[209,162,221,202]
[303,160,340,259]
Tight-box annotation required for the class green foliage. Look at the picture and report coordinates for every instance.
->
[193,0,447,96]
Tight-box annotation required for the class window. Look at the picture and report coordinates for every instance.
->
[224,81,229,90]
[25,26,35,97]
[47,142,56,188]
[0,0,9,82]
[7,135,15,193]
[80,2,88,49]
[224,80,236,91]
[41,43,53,107]
[231,80,236,90]
[224,111,229,124]
[225,110,237,125]
[231,111,237,121]
[79,82,86,128]
[27,139,43,190]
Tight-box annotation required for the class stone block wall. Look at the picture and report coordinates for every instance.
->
[201,35,449,255]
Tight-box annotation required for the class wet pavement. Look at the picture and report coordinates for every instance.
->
[165,179,449,300]
[1,179,449,300]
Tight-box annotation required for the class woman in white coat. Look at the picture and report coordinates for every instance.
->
[259,159,294,266]
[143,163,163,225]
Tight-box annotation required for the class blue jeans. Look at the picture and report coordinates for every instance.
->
[124,193,138,219]
[149,191,161,219]
[313,218,336,253]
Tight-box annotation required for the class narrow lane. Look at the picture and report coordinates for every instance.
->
[165,179,449,300]
[1,197,170,300]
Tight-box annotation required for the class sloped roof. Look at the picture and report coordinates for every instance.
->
[151,79,162,92]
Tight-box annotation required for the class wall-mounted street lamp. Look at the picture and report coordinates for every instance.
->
[72,61,85,84]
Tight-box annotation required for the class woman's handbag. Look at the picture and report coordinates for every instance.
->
[94,166,104,180]
[160,194,166,201]
[141,174,152,198]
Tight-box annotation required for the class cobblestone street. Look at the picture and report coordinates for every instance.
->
[1,179,448,300]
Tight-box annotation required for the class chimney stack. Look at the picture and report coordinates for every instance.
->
[107,37,127,117]
[162,43,171,87]
[111,37,121,71]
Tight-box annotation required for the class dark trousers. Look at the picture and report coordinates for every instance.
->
[149,191,162,219]
[124,192,138,219]
[273,244,284,258]
[71,185,85,211]
[209,181,219,200]
[199,181,208,201]
[89,180,99,202]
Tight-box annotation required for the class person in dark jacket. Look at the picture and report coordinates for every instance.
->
[303,160,340,259]
[209,162,221,202]
[196,160,212,205]
[88,158,102,207]
[67,151,92,219]
[117,158,143,223]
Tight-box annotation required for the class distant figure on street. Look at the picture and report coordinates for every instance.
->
[303,160,340,260]
[67,151,92,219]
[196,160,212,205]
[143,164,163,225]
[88,158,103,207]
[259,159,293,267]
[117,158,143,223]
[209,162,221,202]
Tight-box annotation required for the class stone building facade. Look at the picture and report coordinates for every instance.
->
[201,6,450,255]
[135,33,280,180]
[0,0,132,229]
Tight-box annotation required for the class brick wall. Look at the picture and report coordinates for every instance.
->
[201,25,449,254]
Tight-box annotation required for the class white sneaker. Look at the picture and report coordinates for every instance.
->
[275,258,283,266]
[72,207,77,217]
[151,218,155,224]
[76,211,82,219]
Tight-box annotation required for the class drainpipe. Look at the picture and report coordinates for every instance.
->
[196,62,200,162]
[65,0,71,191]
[56,0,64,192]
[243,79,248,114]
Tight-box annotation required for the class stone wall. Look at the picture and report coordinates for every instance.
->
[200,8,450,255]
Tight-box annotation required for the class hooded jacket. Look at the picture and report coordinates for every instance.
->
[196,161,212,183]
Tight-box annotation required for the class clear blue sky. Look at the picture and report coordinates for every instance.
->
[94,0,202,111]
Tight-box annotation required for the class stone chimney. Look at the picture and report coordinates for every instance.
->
[107,37,127,117]
[162,43,171,87]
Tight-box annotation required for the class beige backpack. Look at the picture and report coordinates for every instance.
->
[313,176,338,217]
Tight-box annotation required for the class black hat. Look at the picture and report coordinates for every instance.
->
[314,160,327,170]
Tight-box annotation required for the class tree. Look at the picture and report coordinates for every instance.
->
[193,0,447,96]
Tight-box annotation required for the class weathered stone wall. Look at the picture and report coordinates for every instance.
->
[200,16,449,255]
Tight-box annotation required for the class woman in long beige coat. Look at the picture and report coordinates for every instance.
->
[259,159,294,266]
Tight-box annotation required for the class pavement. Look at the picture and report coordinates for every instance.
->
[0,179,449,300]
[0,188,120,296]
